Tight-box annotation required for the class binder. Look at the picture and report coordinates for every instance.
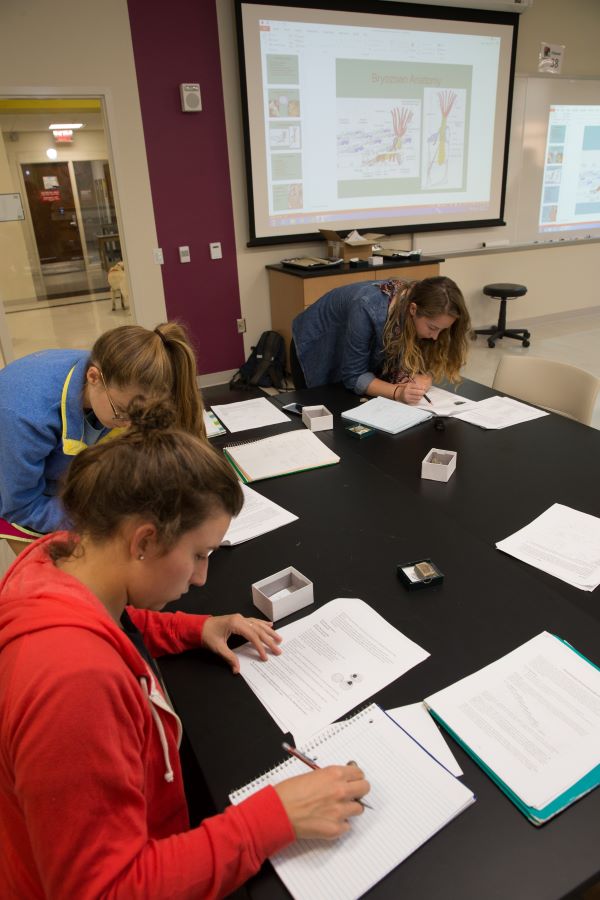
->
[425,632,600,825]
[230,704,475,900]
[223,429,340,484]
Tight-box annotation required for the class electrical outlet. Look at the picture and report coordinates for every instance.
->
[236,318,246,334]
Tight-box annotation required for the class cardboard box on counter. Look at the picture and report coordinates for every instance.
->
[320,228,384,261]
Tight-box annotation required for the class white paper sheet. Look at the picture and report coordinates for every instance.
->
[496,503,600,591]
[426,632,600,809]
[342,396,431,434]
[453,395,549,429]
[416,386,479,417]
[220,484,298,546]
[237,597,430,744]
[210,397,290,433]
[387,702,462,776]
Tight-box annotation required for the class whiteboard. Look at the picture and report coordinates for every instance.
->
[414,75,600,254]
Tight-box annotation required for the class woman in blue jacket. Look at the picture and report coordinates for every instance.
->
[291,276,471,404]
[0,322,205,548]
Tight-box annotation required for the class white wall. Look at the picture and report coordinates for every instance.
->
[0,0,166,330]
[217,0,600,349]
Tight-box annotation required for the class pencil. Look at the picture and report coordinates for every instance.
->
[282,741,374,809]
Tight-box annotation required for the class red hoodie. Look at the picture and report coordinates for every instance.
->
[0,535,294,899]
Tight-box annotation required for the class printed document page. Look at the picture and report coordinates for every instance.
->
[453,395,549,429]
[426,632,600,809]
[221,484,298,546]
[237,597,429,744]
[203,409,226,437]
[496,503,600,591]
[211,397,289,433]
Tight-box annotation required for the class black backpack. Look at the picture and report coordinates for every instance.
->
[229,330,286,390]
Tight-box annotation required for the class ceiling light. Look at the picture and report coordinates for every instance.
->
[46,147,58,160]
[48,123,84,130]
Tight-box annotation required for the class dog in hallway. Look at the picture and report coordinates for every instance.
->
[107,261,129,311]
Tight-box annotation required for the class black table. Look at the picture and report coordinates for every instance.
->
[160,382,600,900]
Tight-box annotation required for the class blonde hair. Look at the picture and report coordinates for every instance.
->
[90,322,206,439]
[50,399,242,560]
[382,277,471,385]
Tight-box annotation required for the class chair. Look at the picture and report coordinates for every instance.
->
[475,283,530,348]
[492,356,600,425]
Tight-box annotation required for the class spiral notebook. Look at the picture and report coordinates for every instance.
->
[223,429,340,484]
[229,704,475,900]
[341,397,432,435]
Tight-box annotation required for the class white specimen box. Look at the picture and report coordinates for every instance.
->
[421,448,457,482]
[301,405,333,432]
[252,566,314,622]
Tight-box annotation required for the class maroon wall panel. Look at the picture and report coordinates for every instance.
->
[127,0,244,374]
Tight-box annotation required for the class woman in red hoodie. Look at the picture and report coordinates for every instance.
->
[0,400,369,899]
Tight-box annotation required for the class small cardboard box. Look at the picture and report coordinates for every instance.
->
[301,404,333,432]
[421,448,457,482]
[252,566,314,622]
[320,228,384,261]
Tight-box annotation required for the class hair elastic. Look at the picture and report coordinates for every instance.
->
[155,328,169,348]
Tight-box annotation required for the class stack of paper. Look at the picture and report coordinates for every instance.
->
[496,503,600,591]
[220,484,297,546]
[236,597,429,744]
[210,397,290,433]
[203,409,226,437]
[453,395,549,429]
[416,386,479,417]
[426,632,600,824]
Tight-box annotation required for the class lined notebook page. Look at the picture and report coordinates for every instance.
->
[230,705,474,900]
[341,397,431,434]
[224,429,339,483]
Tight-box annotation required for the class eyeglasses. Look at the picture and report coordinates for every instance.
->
[98,369,129,422]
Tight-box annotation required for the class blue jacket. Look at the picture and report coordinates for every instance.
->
[291,281,390,394]
[0,350,116,533]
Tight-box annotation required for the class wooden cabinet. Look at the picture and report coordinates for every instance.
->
[267,258,444,365]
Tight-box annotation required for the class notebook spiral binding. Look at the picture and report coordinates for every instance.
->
[229,704,378,802]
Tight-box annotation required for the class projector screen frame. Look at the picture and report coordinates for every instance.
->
[235,0,520,247]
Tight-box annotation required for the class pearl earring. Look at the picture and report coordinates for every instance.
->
[138,554,145,561]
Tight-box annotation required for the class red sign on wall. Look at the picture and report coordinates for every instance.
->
[39,189,61,202]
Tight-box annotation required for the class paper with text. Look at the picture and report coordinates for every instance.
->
[220,484,298,546]
[416,386,479,417]
[203,409,226,437]
[453,395,549,428]
[210,397,289,433]
[230,704,474,900]
[237,597,429,743]
[496,503,600,591]
[426,632,600,810]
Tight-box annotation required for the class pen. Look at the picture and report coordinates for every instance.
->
[282,742,374,809]
[423,393,432,404]
[405,372,432,405]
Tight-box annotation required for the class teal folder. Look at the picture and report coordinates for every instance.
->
[427,635,600,826]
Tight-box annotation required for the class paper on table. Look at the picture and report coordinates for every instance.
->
[425,632,600,810]
[453,395,549,429]
[220,484,298,546]
[416,386,479,417]
[203,409,225,437]
[387,702,462,776]
[342,396,431,434]
[210,397,289,433]
[237,597,430,744]
[230,705,474,900]
[496,502,600,591]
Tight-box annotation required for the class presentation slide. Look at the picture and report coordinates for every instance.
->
[539,105,600,234]
[238,3,516,243]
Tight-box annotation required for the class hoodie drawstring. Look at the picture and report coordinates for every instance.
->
[140,677,174,783]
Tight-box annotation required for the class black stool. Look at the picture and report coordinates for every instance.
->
[474,283,531,348]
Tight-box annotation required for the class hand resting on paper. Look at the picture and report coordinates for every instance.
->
[275,765,370,840]
[201,614,282,674]
[402,373,433,405]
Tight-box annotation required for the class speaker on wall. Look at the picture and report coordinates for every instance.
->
[180,83,202,113]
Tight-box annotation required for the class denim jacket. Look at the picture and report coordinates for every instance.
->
[291,281,390,394]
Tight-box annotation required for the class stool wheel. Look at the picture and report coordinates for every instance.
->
[488,339,495,348]
[523,340,530,348]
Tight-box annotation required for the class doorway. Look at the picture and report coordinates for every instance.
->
[0,97,132,362]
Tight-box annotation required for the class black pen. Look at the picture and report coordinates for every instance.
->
[423,393,432,404]
[282,741,374,809]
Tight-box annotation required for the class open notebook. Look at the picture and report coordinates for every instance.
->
[223,429,339,484]
[342,397,432,434]
[230,704,475,900]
